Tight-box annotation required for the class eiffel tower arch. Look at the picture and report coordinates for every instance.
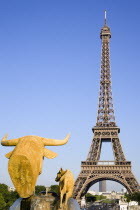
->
[73,11,140,203]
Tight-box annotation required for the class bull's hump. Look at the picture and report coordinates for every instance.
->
[13,137,44,155]
[19,136,43,142]
[22,135,42,138]
[17,136,44,149]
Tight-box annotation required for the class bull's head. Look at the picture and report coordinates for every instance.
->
[1,133,70,198]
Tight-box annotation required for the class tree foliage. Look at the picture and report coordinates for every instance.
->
[95,194,106,201]
[102,199,115,204]
[0,193,6,209]
[125,192,140,205]
[49,185,60,195]
[0,184,19,209]
[85,193,107,203]
[0,183,60,208]
[0,184,8,192]
[124,193,131,203]
[85,193,96,202]
[35,185,46,195]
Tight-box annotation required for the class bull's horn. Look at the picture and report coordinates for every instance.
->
[43,133,70,146]
[1,134,19,146]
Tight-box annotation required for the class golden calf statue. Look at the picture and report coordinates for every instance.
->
[1,134,70,198]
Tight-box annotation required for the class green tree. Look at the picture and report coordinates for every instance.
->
[85,193,96,202]
[95,194,106,201]
[0,184,9,196]
[0,183,10,208]
[124,193,131,203]
[49,185,60,195]
[125,192,140,205]
[0,184,19,209]
[131,192,140,205]
[9,191,19,201]
[35,185,46,195]
[6,191,19,208]
[0,193,6,209]
[102,199,115,204]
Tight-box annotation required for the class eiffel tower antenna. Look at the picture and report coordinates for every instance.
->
[104,10,107,25]
[73,12,139,204]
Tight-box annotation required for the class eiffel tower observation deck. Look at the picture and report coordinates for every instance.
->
[73,11,140,203]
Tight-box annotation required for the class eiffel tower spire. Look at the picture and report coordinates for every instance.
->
[96,10,116,127]
[104,10,107,25]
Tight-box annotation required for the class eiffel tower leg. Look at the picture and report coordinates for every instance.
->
[111,137,126,161]
[124,172,140,193]
[86,137,101,161]
[73,171,91,203]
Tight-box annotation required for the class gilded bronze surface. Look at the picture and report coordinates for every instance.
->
[1,133,70,198]
[55,168,74,209]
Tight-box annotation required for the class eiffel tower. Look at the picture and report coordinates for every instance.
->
[73,11,140,202]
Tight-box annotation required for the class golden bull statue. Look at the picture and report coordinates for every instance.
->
[1,133,70,198]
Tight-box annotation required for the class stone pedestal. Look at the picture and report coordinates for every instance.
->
[10,194,80,210]
[21,193,59,210]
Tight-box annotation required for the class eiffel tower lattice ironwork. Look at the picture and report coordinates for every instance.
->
[73,11,140,202]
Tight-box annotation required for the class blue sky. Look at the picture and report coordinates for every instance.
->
[0,0,140,192]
